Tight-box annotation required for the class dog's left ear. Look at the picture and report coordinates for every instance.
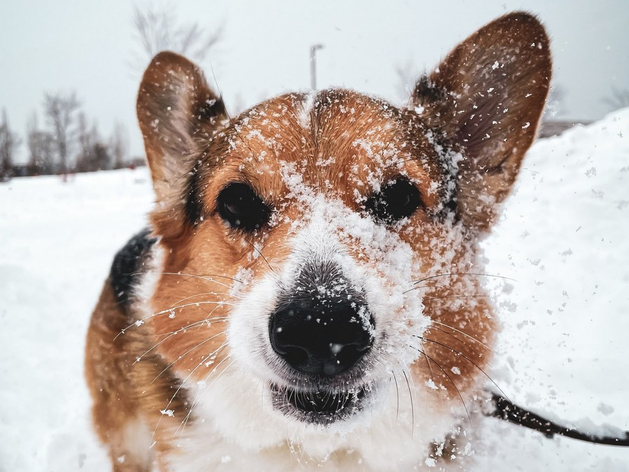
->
[137,51,227,239]
[413,12,551,231]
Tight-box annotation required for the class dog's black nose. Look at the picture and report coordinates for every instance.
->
[269,297,374,377]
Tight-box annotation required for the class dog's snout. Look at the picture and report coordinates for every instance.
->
[269,297,374,377]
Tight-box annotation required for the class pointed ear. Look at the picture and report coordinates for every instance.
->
[413,12,551,230]
[137,51,227,206]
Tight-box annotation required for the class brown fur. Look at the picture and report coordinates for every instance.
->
[415,12,551,229]
[85,12,551,471]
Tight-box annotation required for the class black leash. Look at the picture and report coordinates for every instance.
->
[487,392,629,447]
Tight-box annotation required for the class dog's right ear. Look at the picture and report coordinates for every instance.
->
[413,13,551,231]
[137,52,227,232]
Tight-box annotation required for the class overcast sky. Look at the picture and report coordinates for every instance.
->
[1,0,628,163]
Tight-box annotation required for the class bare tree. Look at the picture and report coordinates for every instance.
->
[133,3,222,64]
[75,112,95,172]
[43,91,80,174]
[0,109,21,181]
[76,113,111,172]
[92,142,112,172]
[76,140,111,173]
[603,86,629,112]
[110,121,129,169]
[27,112,56,175]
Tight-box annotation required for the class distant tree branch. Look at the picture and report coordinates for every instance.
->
[110,121,129,169]
[133,3,222,63]
[0,109,22,180]
[27,112,55,175]
[43,91,80,174]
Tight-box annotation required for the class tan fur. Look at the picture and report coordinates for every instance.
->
[86,12,551,471]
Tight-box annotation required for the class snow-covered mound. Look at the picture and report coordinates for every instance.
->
[479,108,629,469]
[0,109,627,471]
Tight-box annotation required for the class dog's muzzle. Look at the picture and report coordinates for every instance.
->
[267,262,376,422]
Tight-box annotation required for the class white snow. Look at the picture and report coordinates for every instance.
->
[0,169,153,471]
[1,109,629,470]
[474,108,629,470]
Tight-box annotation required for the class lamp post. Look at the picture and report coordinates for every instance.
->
[310,44,324,90]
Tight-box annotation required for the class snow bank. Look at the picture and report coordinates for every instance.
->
[0,108,628,470]
[478,108,629,469]
[0,169,153,471]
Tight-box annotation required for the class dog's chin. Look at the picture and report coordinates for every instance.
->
[269,381,373,426]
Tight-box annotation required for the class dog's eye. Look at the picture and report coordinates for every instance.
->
[364,178,423,223]
[217,183,271,231]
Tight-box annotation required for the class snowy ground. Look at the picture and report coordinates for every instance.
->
[1,109,628,471]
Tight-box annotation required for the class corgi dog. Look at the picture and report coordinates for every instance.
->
[85,12,551,472]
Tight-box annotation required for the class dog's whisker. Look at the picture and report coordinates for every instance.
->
[388,349,434,427]
[404,286,497,298]
[135,320,228,364]
[151,332,228,383]
[166,301,233,319]
[323,390,333,410]
[152,343,229,441]
[177,356,235,438]
[149,304,229,340]
[161,272,235,289]
[206,57,230,121]
[177,358,231,438]
[391,369,400,421]
[114,301,231,339]
[202,303,228,323]
[410,345,471,423]
[152,339,225,385]
[243,237,278,275]
[403,284,429,295]
[162,271,240,282]
[374,356,402,423]
[419,336,509,401]
[411,272,516,286]
[427,321,493,353]
[422,347,435,381]
[401,369,415,437]
[153,317,229,339]
[423,294,491,301]
[169,291,233,309]
[158,300,233,313]
[200,341,230,369]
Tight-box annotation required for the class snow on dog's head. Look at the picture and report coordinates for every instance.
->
[136,12,551,470]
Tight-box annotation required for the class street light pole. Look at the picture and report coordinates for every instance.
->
[310,44,324,90]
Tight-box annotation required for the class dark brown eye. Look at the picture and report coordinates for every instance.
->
[217,183,271,232]
[364,178,423,223]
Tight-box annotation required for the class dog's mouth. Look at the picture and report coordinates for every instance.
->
[270,382,370,424]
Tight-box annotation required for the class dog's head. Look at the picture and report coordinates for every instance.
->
[137,12,550,469]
